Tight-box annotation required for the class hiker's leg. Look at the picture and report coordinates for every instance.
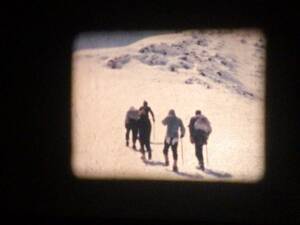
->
[132,125,138,148]
[140,142,146,160]
[147,120,152,140]
[195,141,204,169]
[145,137,151,151]
[163,140,170,166]
[143,123,152,158]
[143,120,151,149]
[171,142,178,171]
[139,136,143,150]
[125,127,130,146]
[140,139,145,152]
[139,133,145,156]
[171,142,178,161]
[145,138,152,159]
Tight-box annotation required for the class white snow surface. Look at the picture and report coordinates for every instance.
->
[71,29,266,182]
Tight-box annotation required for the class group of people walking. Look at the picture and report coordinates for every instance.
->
[125,101,212,172]
[125,101,155,160]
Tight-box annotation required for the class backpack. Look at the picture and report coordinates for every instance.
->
[194,116,212,134]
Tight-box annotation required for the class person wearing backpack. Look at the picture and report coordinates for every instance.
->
[188,110,212,170]
[162,109,185,172]
[125,106,140,149]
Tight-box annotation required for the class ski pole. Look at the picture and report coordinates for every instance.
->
[205,144,209,167]
[181,138,184,165]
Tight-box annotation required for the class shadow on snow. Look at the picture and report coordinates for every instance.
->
[133,146,232,180]
[142,159,204,180]
[173,171,204,180]
[203,168,232,178]
[142,159,166,167]
[165,169,204,180]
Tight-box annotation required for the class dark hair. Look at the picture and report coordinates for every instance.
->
[169,109,175,116]
[195,110,201,115]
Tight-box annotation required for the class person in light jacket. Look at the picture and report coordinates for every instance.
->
[125,106,139,149]
[162,109,185,172]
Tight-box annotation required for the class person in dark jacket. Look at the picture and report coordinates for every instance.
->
[162,109,185,172]
[188,110,212,171]
[138,101,155,160]
[125,106,139,149]
[139,101,155,123]
[138,108,152,160]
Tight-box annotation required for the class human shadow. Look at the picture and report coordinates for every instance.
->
[165,169,203,180]
[142,159,166,167]
[173,171,204,180]
[203,168,232,179]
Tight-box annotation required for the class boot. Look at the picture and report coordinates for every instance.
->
[199,161,205,171]
[132,144,136,150]
[148,151,152,160]
[164,154,169,166]
[126,140,129,147]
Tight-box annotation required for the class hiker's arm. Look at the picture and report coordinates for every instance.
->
[125,112,129,127]
[180,120,185,138]
[162,117,168,126]
[188,119,195,143]
[207,119,212,134]
[188,118,194,135]
[149,108,155,122]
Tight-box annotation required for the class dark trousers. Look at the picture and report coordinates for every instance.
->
[195,140,204,166]
[139,119,152,154]
[139,138,151,154]
[145,119,151,143]
[163,138,178,160]
[125,122,138,145]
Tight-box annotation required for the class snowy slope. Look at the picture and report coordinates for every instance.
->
[71,29,265,182]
